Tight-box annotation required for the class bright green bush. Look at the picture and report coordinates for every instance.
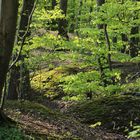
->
[128,125,140,138]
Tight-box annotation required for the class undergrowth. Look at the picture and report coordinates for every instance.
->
[0,125,25,140]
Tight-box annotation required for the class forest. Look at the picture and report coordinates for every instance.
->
[0,0,140,139]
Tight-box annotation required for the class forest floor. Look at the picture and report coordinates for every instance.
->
[3,90,140,140]
[4,100,131,140]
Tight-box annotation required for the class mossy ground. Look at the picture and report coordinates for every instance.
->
[5,100,55,118]
[31,66,82,100]
[4,100,127,140]
[68,95,140,134]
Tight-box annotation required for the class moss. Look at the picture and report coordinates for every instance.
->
[69,95,140,133]
[5,100,55,118]
[31,66,81,100]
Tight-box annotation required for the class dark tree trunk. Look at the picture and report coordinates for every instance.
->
[112,37,117,43]
[18,0,34,39]
[75,0,83,35]
[96,0,105,5]
[68,0,76,32]
[49,0,57,30]
[52,0,57,9]
[96,0,105,29]
[18,55,31,100]
[104,24,112,72]
[121,34,128,53]
[7,64,20,100]
[129,0,139,57]
[0,0,18,101]
[89,0,93,25]
[7,0,35,100]
[0,0,18,119]
[58,0,69,40]
[130,26,139,57]
[78,0,83,16]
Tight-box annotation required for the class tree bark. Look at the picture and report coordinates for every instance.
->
[0,0,18,118]
[52,0,57,9]
[104,24,112,72]
[7,0,35,100]
[129,0,139,57]
[130,26,139,57]
[7,64,20,100]
[18,55,31,100]
[96,0,105,29]
[89,0,93,25]
[58,0,69,40]
[75,0,83,35]
[121,34,128,53]
[96,0,107,86]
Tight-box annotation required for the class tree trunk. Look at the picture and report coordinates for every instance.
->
[129,0,139,57]
[89,0,93,25]
[58,0,69,40]
[130,26,139,57]
[121,34,128,53]
[7,0,35,100]
[75,0,83,35]
[52,0,57,9]
[96,0,105,29]
[49,0,57,30]
[68,0,76,32]
[7,63,20,100]
[18,55,31,100]
[96,0,107,86]
[0,0,18,119]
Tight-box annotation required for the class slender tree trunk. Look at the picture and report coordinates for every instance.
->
[121,34,128,53]
[104,24,115,85]
[75,0,83,35]
[112,37,117,44]
[68,0,76,32]
[96,0,105,29]
[130,26,139,57]
[129,0,139,57]
[96,0,105,5]
[89,0,93,25]
[104,24,112,72]
[58,0,69,40]
[96,0,107,86]
[52,0,57,9]
[49,0,57,30]
[0,0,18,119]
